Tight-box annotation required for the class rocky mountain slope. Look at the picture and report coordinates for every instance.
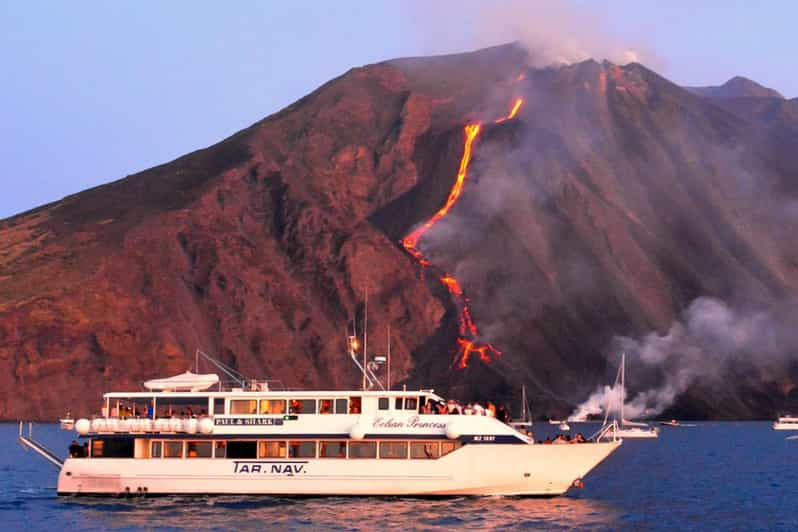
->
[1,43,796,420]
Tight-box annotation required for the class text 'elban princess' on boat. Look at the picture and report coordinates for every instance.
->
[20,348,621,497]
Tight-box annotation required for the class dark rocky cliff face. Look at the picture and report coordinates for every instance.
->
[1,44,796,420]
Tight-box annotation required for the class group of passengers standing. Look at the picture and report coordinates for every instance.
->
[423,399,512,423]
[68,440,89,458]
[542,433,587,444]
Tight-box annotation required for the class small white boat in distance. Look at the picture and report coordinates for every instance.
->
[600,353,659,440]
[510,385,533,432]
[144,371,220,392]
[616,420,659,438]
[59,413,75,430]
[548,419,570,431]
[660,419,681,427]
[773,415,798,430]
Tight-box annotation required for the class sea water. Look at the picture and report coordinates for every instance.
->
[2,422,796,530]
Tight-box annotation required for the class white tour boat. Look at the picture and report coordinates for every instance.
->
[19,350,621,497]
[773,415,798,430]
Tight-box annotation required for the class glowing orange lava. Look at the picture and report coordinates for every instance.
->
[402,98,523,368]
[402,124,481,266]
[456,339,503,369]
[494,98,524,124]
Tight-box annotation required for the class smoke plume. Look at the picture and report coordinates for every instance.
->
[411,0,662,69]
[570,297,798,420]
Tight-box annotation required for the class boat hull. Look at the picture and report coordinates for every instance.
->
[56,441,621,497]
[773,422,798,430]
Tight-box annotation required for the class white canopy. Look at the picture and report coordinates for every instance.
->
[144,371,220,392]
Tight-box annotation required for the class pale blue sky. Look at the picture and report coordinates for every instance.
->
[1,1,795,219]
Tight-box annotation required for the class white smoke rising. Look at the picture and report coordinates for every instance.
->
[411,0,662,69]
[570,297,798,420]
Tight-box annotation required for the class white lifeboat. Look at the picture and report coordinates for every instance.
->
[144,371,220,392]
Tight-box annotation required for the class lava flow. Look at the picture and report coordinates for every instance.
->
[495,98,523,123]
[401,98,523,368]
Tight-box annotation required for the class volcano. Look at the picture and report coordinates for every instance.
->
[2,43,797,420]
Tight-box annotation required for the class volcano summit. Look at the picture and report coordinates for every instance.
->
[1,43,797,420]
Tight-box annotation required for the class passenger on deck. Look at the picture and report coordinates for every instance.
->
[473,403,485,416]
[421,401,433,414]
[543,436,552,444]
[446,400,461,415]
[486,401,496,418]
[290,400,302,414]
[552,434,568,444]
[349,400,361,414]
[573,433,586,443]
[497,405,509,423]
[436,402,447,415]
[69,440,82,458]
[464,404,474,415]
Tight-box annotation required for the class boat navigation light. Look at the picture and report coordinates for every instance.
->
[348,336,360,352]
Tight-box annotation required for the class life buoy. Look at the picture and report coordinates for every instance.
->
[349,424,366,440]
[445,421,461,440]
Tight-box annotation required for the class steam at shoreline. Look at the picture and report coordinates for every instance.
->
[570,297,798,421]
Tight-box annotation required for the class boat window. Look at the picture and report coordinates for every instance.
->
[259,441,287,458]
[440,441,462,456]
[164,441,184,458]
[214,441,226,458]
[410,442,439,459]
[187,441,212,458]
[91,438,134,458]
[151,441,162,458]
[394,398,403,410]
[288,441,316,458]
[91,439,104,457]
[260,399,286,415]
[319,399,334,414]
[404,398,418,410]
[379,441,408,459]
[213,398,225,415]
[156,396,210,418]
[348,441,377,459]
[334,398,348,414]
[349,397,362,414]
[227,441,257,459]
[378,398,389,410]
[319,441,347,458]
[289,399,316,414]
[230,400,258,415]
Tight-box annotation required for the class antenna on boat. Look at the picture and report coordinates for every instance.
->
[363,287,368,392]
[195,349,248,388]
[521,384,527,423]
[345,293,385,391]
[387,325,391,390]
[620,352,626,425]
[346,328,384,391]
